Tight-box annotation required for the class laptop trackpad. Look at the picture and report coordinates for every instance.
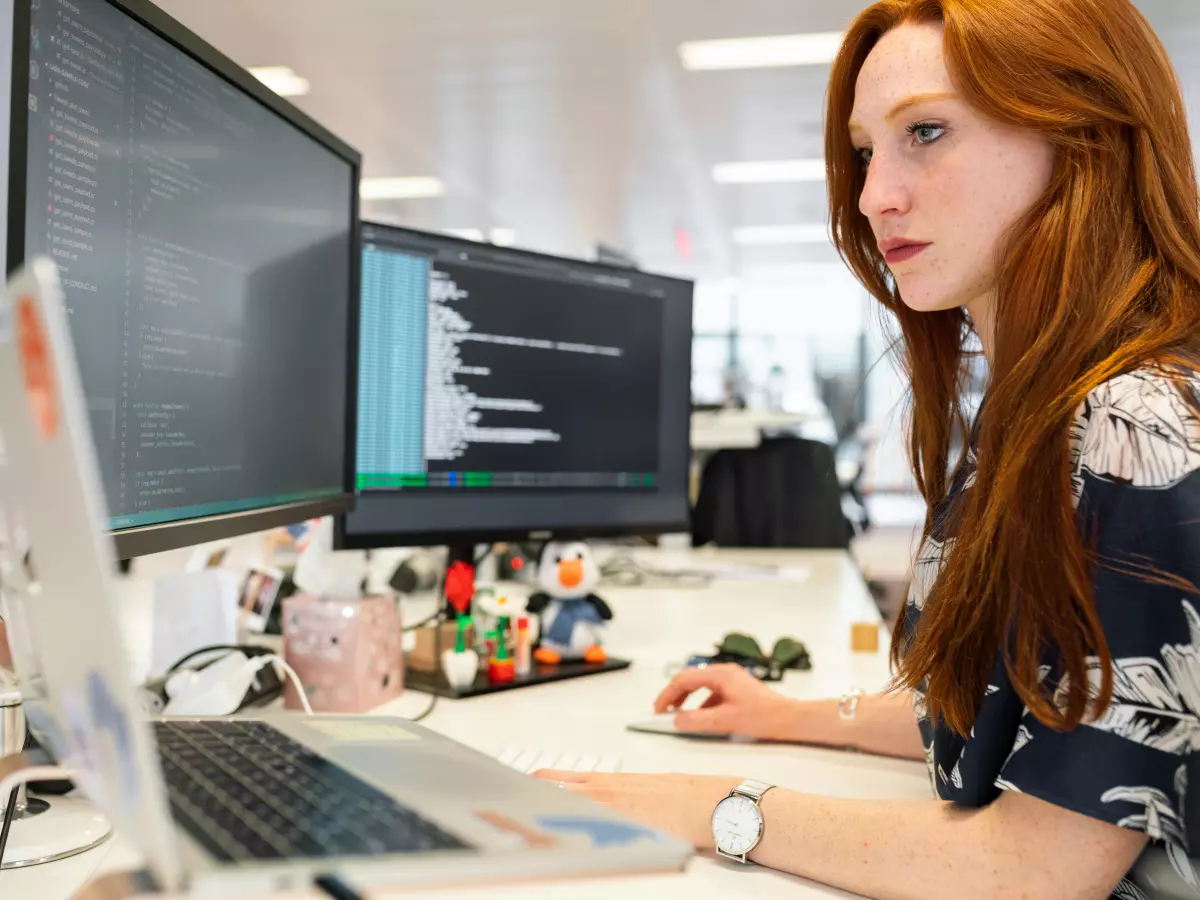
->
[335,745,521,801]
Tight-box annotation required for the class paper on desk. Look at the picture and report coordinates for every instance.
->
[294,517,367,599]
[150,569,239,677]
[721,564,812,582]
[661,559,812,582]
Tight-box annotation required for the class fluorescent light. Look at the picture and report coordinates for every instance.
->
[713,158,826,184]
[733,224,831,246]
[680,32,844,71]
[490,228,517,247]
[445,228,485,242]
[248,66,310,97]
[360,177,445,200]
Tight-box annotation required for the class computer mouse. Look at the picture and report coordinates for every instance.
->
[625,713,739,741]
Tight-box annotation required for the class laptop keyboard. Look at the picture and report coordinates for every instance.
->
[154,720,471,862]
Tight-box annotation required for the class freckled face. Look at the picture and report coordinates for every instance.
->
[849,22,1056,315]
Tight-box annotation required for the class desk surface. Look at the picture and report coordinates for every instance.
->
[15,548,930,900]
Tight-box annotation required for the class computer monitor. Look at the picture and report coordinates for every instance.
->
[5,0,361,558]
[336,223,694,553]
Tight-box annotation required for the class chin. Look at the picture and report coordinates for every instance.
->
[896,291,962,314]
[894,278,969,314]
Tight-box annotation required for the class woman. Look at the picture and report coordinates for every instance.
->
[536,0,1200,897]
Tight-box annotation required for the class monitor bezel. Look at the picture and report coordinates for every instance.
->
[6,0,362,558]
[334,220,695,552]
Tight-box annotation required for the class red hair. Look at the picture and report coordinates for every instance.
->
[826,0,1200,735]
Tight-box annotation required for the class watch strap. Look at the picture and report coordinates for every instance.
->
[732,779,774,804]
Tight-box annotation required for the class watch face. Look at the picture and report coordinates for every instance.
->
[711,795,763,856]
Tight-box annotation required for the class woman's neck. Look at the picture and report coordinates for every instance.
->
[965,293,996,365]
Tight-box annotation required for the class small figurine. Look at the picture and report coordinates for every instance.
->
[527,541,612,665]
[444,560,475,618]
[440,561,479,690]
[514,616,532,678]
[486,617,516,684]
[440,614,479,690]
[471,587,528,659]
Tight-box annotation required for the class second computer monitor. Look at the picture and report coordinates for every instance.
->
[336,223,694,550]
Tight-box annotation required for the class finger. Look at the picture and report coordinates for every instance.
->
[654,666,731,713]
[700,691,725,709]
[674,707,728,735]
[532,769,592,783]
[563,783,599,799]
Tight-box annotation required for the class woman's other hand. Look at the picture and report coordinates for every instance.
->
[532,770,738,849]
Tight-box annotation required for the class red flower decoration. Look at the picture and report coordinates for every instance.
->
[444,561,475,615]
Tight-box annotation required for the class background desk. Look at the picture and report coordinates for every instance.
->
[18,548,931,900]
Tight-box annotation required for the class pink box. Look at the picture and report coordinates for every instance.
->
[282,594,404,713]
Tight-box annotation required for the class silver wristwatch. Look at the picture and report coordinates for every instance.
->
[711,779,775,863]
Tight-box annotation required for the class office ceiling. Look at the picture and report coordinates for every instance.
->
[150,0,1200,284]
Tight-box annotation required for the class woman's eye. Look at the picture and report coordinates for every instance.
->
[910,123,946,145]
[858,147,874,166]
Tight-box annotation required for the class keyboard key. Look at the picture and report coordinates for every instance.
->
[554,753,580,772]
[492,748,624,776]
[594,756,622,773]
[527,750,561,774]
[575,755,601,773]
[510,748,541,774]
[496,746,522,768]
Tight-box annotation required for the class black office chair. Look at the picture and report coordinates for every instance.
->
[691,437,852,549]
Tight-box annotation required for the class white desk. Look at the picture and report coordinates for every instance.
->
[18,548,930,900]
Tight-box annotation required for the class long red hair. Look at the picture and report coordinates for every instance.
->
[826,0,1200,736]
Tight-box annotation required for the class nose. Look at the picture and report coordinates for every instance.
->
[858,151,911,222]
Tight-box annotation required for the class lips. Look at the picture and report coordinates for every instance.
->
[880,239,932,265]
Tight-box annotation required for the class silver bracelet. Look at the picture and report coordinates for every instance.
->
[838,688,864,720]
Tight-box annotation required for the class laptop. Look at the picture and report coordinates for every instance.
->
[0,258,692,895]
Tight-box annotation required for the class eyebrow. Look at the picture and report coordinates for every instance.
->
[848,91,957,133]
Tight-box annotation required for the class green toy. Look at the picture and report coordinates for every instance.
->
[487,616,516,684]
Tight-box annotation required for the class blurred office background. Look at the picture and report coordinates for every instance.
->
[151,0,1200,572]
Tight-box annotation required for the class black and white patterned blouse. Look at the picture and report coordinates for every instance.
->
[906,368,1200,899]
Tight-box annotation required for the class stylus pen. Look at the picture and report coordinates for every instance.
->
[314,874,364,900]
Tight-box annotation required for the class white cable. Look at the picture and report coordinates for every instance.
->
[258,655,313,716]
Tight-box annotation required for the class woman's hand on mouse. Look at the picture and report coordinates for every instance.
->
[654,663,806,742]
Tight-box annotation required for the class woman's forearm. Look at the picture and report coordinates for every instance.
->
[774,693,926,761]
[690,789,1142,900]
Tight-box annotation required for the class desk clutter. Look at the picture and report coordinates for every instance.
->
[404,540,631,698]
[141,535,640,711]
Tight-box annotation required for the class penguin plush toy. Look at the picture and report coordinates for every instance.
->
[527,541,612,665]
